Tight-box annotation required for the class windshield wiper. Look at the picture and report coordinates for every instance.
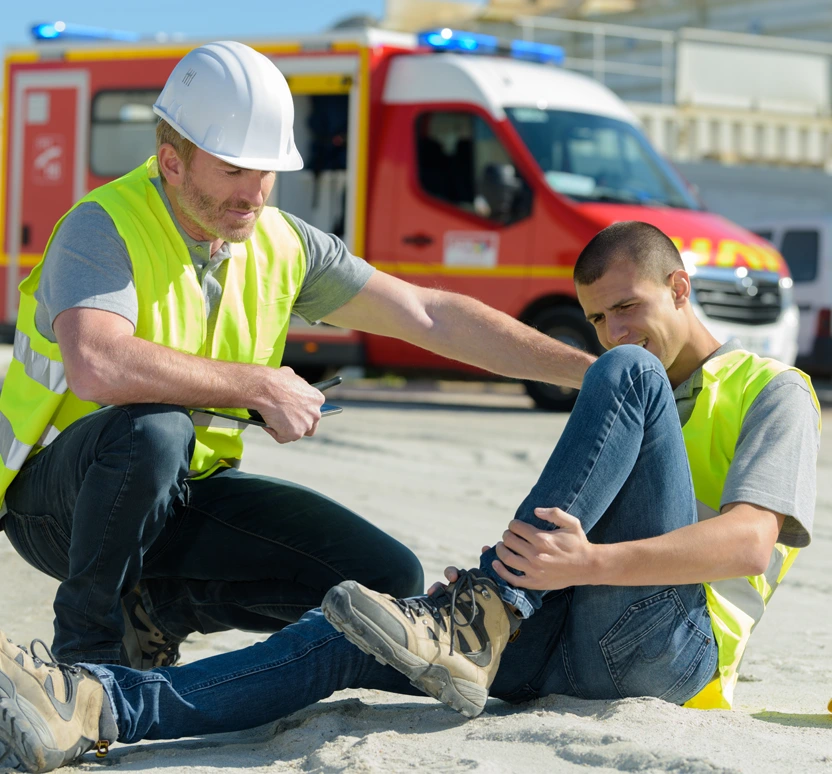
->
[587,187,689,209]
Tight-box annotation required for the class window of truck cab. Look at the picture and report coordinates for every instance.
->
[506,107,700,210]
[415,111,532,225]
[90,91,160,178]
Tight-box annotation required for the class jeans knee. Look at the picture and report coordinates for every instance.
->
[374,544,425,598]
[104,404,195,471]
[584,345,667,395]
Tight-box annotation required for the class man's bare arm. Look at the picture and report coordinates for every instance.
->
[53,307,324,442]
[324,272,595,389]
[491,502,784,590]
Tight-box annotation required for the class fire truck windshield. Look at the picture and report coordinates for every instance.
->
[506,107,701,210]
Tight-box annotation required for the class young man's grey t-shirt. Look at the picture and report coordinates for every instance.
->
[34,177,374,343]
[673,338,819,549]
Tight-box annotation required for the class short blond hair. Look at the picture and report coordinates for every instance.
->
[155,119,196,181]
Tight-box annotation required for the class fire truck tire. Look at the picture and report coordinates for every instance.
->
[523,306,601,412]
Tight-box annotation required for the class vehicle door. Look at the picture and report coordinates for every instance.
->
[779,227,823,357]
[5,68,90,321]
[369,107,535,369]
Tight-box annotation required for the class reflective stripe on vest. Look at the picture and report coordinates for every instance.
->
[0,156,306,503]
[682,350,820,710]
[191,413,251,432]
[0,328,69,471]
[0,411,33,471]
[14,329,67,393]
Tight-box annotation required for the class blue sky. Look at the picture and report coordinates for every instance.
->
[2,1,389,53]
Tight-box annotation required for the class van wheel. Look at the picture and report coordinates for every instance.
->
[523,307,601,412]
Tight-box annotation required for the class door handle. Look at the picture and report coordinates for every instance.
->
[402,233,434,247]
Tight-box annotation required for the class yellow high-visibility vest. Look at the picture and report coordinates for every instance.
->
[683,350,820,709]
[0,157,306,500]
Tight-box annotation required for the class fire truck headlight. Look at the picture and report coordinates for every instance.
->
[779,276,795,309]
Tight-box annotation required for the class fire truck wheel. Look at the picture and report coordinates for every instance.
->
[523,306,601,412]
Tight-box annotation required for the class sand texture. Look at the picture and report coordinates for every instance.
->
[1,386,830,773]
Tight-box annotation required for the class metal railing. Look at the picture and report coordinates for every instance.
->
[513,15,832,106]
[515,15,675,103]
[508,15,832,168]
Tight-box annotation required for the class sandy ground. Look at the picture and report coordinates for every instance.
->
[0,362,831,773]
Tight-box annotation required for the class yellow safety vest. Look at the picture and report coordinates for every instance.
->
[682,350,820,709]
[0,157,306,501]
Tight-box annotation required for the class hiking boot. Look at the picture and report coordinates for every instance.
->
[0,633,114,773]
[121,589,182,670]
[322,569,519,718]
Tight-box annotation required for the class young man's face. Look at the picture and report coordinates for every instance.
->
[576,261,690,369]
[174,148,276,243]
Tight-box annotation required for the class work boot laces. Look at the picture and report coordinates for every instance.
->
[150,641,181,668]
[393,570,485,656]
[6,637,82,683]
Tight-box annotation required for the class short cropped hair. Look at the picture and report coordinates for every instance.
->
[574,221,684,286]
[155,119,196,181]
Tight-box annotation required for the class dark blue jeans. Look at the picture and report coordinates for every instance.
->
[3,405,423,664]
[85,347,717,744]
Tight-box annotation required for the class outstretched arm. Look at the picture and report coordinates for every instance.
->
[323,271,595,389]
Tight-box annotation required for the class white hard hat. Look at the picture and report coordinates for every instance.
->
[153,40,303,171]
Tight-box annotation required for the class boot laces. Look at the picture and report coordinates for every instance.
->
[6,637,82,679]
[393,570,482,656]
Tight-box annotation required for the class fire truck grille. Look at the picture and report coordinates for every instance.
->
[692,276,781,326]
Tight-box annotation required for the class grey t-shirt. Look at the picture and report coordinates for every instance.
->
[34,177,374,342]
[673,339,819,548]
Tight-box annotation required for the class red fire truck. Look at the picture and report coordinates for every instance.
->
[1,26,798,409]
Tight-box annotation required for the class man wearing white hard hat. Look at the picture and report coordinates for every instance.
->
[0,41,591,672]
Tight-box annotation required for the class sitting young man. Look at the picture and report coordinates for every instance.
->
[0,222,819,772]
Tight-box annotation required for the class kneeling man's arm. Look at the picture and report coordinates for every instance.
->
[324,271,595,389]
[55,308,325,443]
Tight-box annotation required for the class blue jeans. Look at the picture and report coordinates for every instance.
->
[85,347,717,744]
[3,405,423,664]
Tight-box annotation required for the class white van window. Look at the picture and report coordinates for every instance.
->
[780,230,819,283]
[415,111,532,225]
[753,230,774,243]
[90,91,159,177]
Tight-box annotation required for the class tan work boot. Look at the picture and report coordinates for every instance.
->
[322,569,519,718]
[121,588,182,670]
[0,632,114,772]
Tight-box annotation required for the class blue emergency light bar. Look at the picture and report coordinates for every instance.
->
[31,21,142,42]
[418,28,564,65]
[418,28,498,54]
[509,38,565,65]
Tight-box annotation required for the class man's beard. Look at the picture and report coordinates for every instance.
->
[178,174,264,243]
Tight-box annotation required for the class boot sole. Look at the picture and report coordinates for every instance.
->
[0,679,93,773]
[322,586,487,719]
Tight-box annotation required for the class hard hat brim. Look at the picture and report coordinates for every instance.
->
[154,110,304,172]
[210,147,304,173]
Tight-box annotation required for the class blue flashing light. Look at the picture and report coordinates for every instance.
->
[32,23,62,39]
[418,28,498,55]
[510,39,564,65]
[418,28,564,66]
[31,21,142,42]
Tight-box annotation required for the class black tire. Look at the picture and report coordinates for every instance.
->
[523,306,601,412]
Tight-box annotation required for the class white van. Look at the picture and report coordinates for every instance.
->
[745,217,831,376]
